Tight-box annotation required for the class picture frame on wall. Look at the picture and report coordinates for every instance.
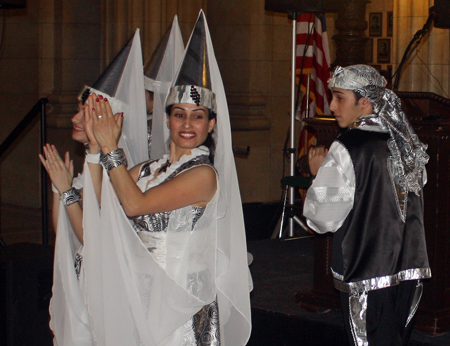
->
[369,12,382,37]
[387,12,393,37]
[377,39,391,63]
[365,38,373,63]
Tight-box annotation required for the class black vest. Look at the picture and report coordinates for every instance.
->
[332,129,430,283]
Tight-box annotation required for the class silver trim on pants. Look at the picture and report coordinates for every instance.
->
[333,267,431,294]
[348,291,369,346]
[347,280,423,346]
[406,281,423,327]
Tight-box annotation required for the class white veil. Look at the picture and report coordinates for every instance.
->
[200,11,253,344]
[81,29,151,344]
[49,201,92,346]
[150,16,184,160]
[48,28,148,346]
[114,30,149,166]
[166,10,253,344]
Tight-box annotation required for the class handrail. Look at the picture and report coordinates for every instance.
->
[0,97,49,245]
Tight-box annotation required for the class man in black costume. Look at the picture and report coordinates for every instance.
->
[303,64,431,345]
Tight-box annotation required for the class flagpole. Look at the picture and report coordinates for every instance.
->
[265,8,332,239]
[304,73,311,149]
[288,13,298,238]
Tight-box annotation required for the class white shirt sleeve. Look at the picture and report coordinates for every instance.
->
[303,141,356,234]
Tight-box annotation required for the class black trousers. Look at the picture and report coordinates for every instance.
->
[340,280,419,346]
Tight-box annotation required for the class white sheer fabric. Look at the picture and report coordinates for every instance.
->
[72,174,83,190]
[200,12,253,345]
[303,141,355,234]
[50,29,149,345]
[49,193,92,346]
[81,29,153,345]
[115,30,149,166]
[150,16,184,160]
[49,171,92,345]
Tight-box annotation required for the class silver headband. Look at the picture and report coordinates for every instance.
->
[78,85,127,116]
[329,65,387,105]
[144,76,161,92]
[328,65,387,90]
[165,85,217,113]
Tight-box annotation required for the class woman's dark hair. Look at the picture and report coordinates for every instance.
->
[202,110,216,164]
[166,105,217,164]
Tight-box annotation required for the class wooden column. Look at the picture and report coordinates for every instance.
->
[101,0,207,70]
[42,0,101,128]
[332,0,369,67]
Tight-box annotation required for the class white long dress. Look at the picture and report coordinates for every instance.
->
[133,146,220,345]
[82,147,225,345]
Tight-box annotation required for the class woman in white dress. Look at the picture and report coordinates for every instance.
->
[82,11,252,346]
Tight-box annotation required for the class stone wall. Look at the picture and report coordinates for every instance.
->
[0,3,43,209]
[1,0,448,236]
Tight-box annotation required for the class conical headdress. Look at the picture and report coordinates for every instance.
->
[166,12,217,113]
[144,24,172,92]
[78,35,133,107]
[145,16,184,159]
[79,29,148,165]
[92,38,132,97]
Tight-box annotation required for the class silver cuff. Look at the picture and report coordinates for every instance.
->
[100,148,128,172]
[60,187,81,206]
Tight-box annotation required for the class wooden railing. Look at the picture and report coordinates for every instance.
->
[0,98,49,245]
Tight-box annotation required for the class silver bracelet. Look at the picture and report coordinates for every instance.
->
[60,187,81,206]
[100,148,128,173]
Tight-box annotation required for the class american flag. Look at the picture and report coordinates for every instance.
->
[296,13,331,119]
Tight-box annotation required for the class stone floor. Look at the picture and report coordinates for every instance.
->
[247,237,450,346]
